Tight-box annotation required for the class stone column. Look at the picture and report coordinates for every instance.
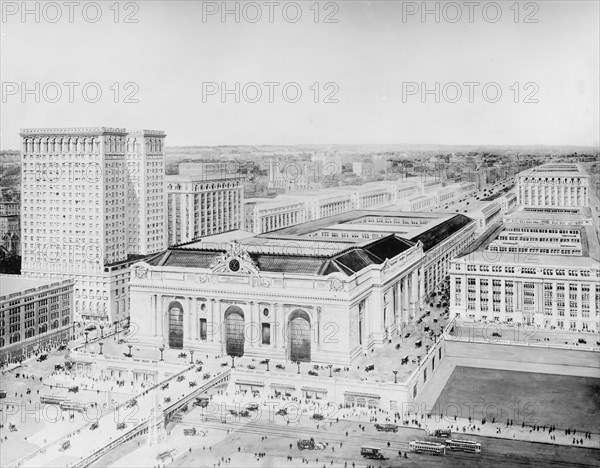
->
[410,270,419,317]
[151,294,157,337]
[209,299,215,342]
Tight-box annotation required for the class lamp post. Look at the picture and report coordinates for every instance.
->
[190,350,195,365]
[265,359,270,372]
[159,345,165,361]
[99,341,104,355]
[84,331,89,348]
[114,321,119,340]
[296,360,301,374]
[328,364,333,378]
[100,324,104,339]
[231,356,236,368]
[128,344,133,357]
[393,370,398,384]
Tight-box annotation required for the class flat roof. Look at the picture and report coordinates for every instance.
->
[0,275,67,298]
[519,163,589,178]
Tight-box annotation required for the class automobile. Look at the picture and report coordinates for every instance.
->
[90,422,99,430]
[178,352,187,358]
[375,424,398,433]
[164,396,172,403]
[9,423,17,432]
[68,386,79,393]
[247,364,255,370]
[276,408,288,416]
[203,373,211,380]
[54,364,64,371]
[85,325,96,331]
[401,356,409,365]
[246,403,259,411]
[578,338,587,344]
[239,410,250,417]
[312,414,324,421]
[275,364,285,370]
[361,447,387,460]
[60,440,71,451]
[195,366,203,372]
[492,332,502,337]
[116,422,126,430]
[177,375,185,382]
[58,344,67,351]
[297,439,316,450]
[308,370,318,376]
[162,383,169,390]
[189,381,197,388]
[118,339,126,344]
[126,398,138,408]
[424,325,430,332]
[429,428,452,438]
[37,354,48,362]
[194,397,209,407]
[415,340,422,348]
[229,409,239,416]
[404,333,410,339]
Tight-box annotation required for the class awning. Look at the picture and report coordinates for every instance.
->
[235,380,265,386]
[270,383,296,390]
[301,387,328,393]
[344,391,381,399]
[133,369,158,374]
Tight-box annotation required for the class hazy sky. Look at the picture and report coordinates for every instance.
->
[1,0,598,149]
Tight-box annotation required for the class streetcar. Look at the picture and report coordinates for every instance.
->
[409,440,446,455]
[445,439,482,453]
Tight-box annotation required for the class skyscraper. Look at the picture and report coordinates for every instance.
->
[20,127,166,324]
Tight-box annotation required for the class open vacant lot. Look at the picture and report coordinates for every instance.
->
[433,367,600,433]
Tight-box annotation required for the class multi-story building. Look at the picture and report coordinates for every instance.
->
[0,201,19,216]
[495,192,517,214]
[352,161,374,177]
[449,216,600,332]
[129,210,476,364]
[20,127,166,324]
[467,202,502,234]
[243,198,305,234]
[166,166,244,245]
[0,275,74,363]
[517,163,590,207]
[267,158,322,191]
[126,130,167,255]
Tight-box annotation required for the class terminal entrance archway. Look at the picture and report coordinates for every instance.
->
[289,309,311,362]
[225,306,245,357]
[168,301,184,349]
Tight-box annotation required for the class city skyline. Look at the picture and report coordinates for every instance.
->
[2,1,599,149]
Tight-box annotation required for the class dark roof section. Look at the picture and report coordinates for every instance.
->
[410,214,473,251]
[144,234,415,276]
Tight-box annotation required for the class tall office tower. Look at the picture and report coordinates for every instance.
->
[125,130,167,255]
[20,127,166,324]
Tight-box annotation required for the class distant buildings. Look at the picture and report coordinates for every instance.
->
[20,127,166,324]
[0,274,74,363]
[517,163,590,207]
[166,162,244,245]
[267,158,322,191]
[352,161,374,177]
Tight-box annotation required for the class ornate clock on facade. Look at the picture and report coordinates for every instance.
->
[228,259,240,272]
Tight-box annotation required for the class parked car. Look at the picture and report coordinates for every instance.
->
[90,422,99,430]
[177,375,185,382]
[189,381,197,387]
[116,422,126,430]
[37,354,48,362]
